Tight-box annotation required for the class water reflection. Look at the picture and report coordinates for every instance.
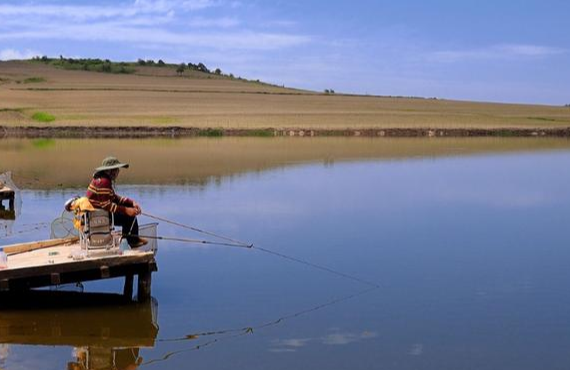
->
[0,172,21,238]
[2,137,570,189]
[0,291,159,370]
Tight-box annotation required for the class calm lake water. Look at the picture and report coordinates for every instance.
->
[2,138,570,369]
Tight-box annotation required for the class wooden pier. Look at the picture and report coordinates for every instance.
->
[0,238,157,301]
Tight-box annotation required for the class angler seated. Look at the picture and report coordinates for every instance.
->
[86,156,147,248]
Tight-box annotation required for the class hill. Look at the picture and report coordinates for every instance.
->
[1,60,569,136]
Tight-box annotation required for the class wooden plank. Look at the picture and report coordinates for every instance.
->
[3,237,79,256]
[0,252,155,281]
[0,260,156,291]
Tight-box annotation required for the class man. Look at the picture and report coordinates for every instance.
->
[87,156,147,248]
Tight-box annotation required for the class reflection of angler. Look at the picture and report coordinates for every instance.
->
[0,291,159,370]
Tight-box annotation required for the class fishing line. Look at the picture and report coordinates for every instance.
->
[157,286,378,343]
[253,246,379,288]
[0,222,50,240]
[143,286,378,366]
[142,212,253,247]
[141,213,380,288]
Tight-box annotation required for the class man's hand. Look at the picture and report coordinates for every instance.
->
[125,207,140,217]
[132,201,142,214]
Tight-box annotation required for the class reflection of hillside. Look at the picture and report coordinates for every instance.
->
[0,291,158,370]
[2,137,570,189]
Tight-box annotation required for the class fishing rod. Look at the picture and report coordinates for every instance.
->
[140,212,380,288]
[127,234,252,249]
[142,212,253,247]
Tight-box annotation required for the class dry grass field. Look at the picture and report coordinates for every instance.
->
[1,61,570,130]
[2,137,569,189]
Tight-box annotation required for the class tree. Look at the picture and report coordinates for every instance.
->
[196,62,210,73]
[214,68,222,75]
[176,63,186,75]
[137,59,146,66]
[157,59,165,66]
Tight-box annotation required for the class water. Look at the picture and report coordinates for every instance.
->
[1,139,570,369]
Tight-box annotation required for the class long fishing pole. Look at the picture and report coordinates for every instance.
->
[141,213,380,288]
[127,233,252,249]
[142,212,253,247]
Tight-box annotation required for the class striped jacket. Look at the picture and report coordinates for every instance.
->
[86,173,133,214]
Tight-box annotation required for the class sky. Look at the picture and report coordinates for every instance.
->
[0,0,568,105]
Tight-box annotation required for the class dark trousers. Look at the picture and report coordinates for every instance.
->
[113,213,139,243]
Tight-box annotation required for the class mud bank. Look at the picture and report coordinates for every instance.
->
[2,126,570,138]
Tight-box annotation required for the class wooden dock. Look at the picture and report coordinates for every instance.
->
[0,238,158,301]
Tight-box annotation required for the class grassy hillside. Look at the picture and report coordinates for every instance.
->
[1,60,569,130]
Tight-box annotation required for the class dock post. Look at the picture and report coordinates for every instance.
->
[137,272,152,302]
[123,274,134,299]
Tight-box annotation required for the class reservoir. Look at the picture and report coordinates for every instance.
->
[1,137,570,369]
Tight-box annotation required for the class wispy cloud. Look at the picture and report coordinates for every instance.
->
[269,330,377,352]
[428,44,565,63]
[0,0,310,52]
[186,16,240,28]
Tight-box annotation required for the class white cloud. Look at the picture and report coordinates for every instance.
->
[428,44,565,63]
[269,330,377,352]
[0,26,310,51]
[0,48,41,60]
[0,1,310,52]
[321,331,378,345]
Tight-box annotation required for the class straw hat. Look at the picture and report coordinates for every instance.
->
[95,156,130,172]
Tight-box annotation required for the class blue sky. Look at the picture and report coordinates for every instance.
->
[0,0,568,105]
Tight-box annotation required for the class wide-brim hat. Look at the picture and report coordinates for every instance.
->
[95,156,130,172]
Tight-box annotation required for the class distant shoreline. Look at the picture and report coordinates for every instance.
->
[2,126,570,138]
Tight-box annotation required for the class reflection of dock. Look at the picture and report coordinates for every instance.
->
[0,291,159,369]
[0,239,157,302]
[0,186,15,220]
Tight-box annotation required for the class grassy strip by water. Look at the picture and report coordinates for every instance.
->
[31,112,56,123]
